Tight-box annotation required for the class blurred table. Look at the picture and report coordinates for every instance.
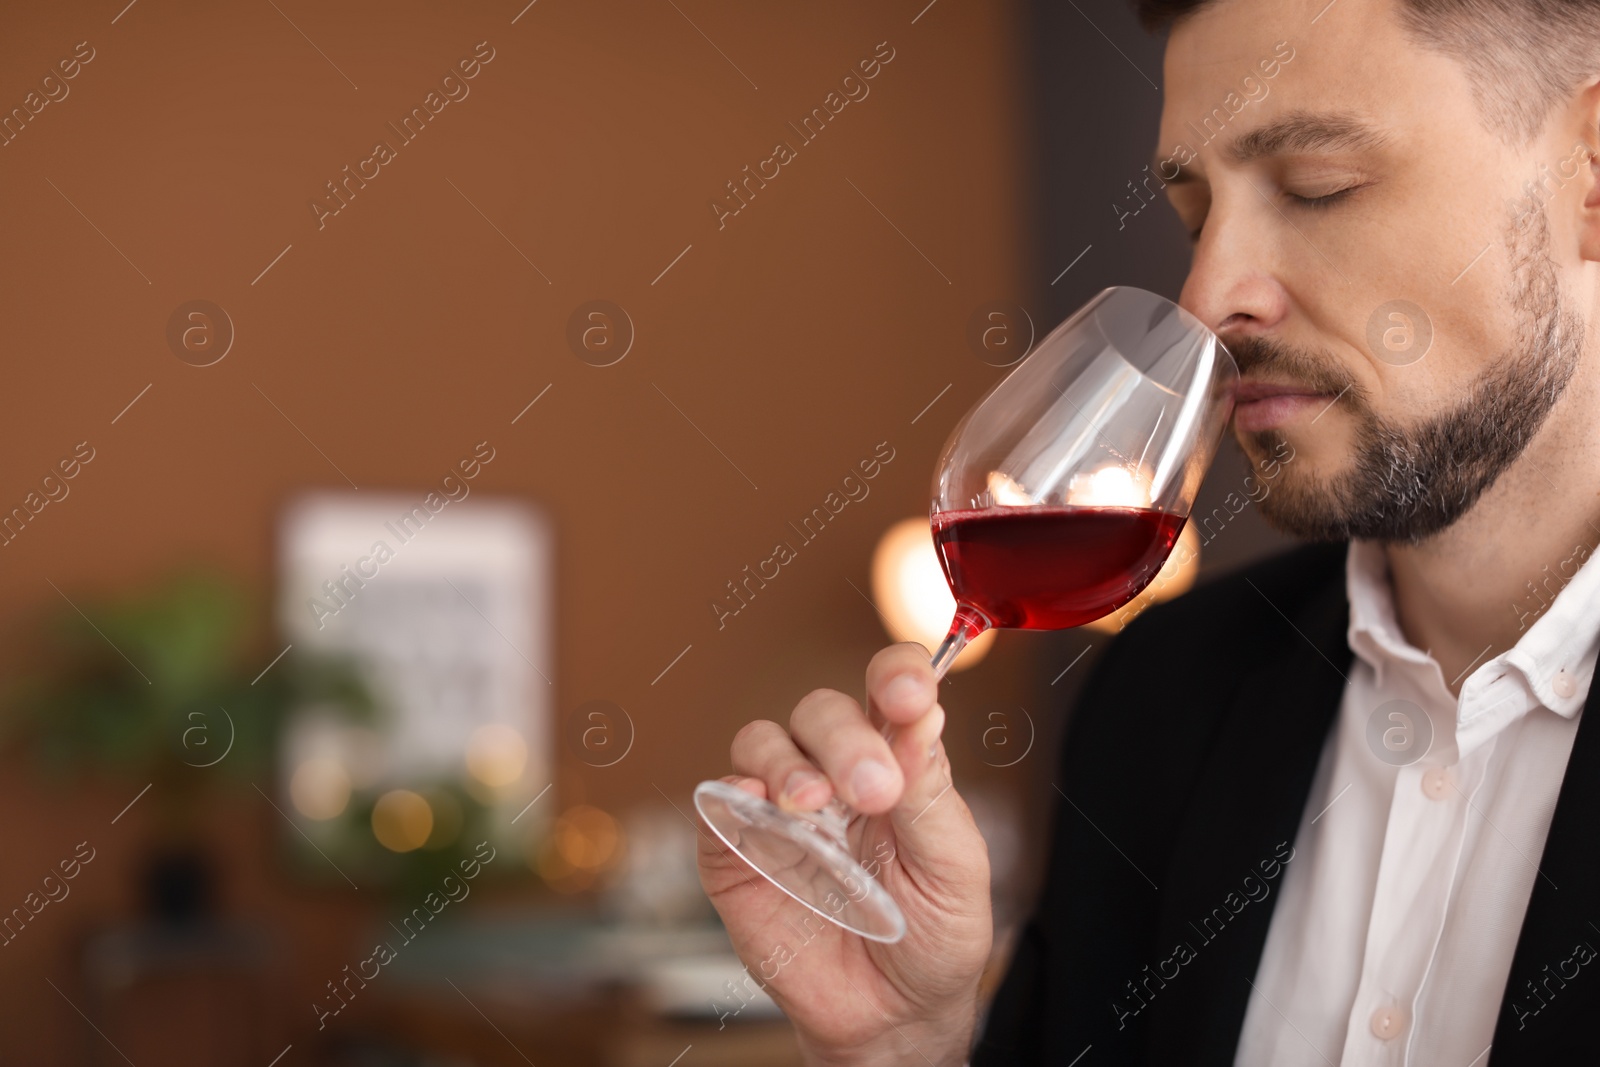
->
[360,914,804,1067]
[367,983,802,1067]
[79,920,275,1066]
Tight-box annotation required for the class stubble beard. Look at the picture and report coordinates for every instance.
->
[1235,209,1582,545]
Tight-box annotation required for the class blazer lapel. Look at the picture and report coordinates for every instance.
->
[1143,573,1353,1065]
[1489,680,1600,1062]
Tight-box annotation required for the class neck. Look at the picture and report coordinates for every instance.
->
[1385,373,1600,694]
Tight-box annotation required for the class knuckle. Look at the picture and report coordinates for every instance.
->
[871,643,933,684]
[791,687,853,727]
[891,640,931,662]
[870,642,918,670]
[730,718,783,757]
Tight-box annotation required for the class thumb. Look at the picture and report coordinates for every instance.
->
[881,703,979,876]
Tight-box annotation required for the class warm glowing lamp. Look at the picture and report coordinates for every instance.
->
[870,518,996,670]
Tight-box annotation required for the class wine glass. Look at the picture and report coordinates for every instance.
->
[694,286,1237,942]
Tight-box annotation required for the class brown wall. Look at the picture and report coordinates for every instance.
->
[0,0,1031,1059]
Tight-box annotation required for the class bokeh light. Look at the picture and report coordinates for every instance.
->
[532,804,624,894]
[289,756,352,821]
[465,723,528,788]
[371,789,435,853]
[1066,463,1153,508]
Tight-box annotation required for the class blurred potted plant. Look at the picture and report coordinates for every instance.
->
[5,567,374,923]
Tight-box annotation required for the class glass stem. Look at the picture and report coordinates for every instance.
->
[929,607,989,680]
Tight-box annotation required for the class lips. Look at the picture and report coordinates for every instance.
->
[1235,379,1328,403]
[1233,378,1336,433]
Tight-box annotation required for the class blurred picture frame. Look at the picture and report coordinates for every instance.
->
[274,490,553,876]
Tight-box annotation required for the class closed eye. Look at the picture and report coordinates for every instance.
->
[1184,180,1367,244]
[1287,185,1362,209]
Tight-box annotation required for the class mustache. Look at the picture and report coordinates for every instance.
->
[1226,335,1365,402]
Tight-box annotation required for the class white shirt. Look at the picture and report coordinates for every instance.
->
[1233,539,1597,1066]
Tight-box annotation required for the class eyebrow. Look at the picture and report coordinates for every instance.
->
[1155,111,1393,186]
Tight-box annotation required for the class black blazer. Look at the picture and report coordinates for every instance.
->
[972,541,1600,1065]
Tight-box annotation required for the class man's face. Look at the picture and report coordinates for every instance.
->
[1158,0,1593,543]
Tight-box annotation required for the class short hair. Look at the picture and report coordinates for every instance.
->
[1134,0,1600,144]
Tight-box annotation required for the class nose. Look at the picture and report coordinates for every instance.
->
[1177,198,1291,345]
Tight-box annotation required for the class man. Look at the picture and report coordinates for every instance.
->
[697,0,1600,1062]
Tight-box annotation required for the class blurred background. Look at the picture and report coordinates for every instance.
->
[0,0,1290,1063]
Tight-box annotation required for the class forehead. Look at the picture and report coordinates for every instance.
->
[1156,0,1455,164]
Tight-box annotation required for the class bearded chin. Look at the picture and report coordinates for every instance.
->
[1251,211,1581,545]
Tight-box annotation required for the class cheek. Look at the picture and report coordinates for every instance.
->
[1350,234,1519,424]
[1380,287,1516,412]
[1334,171,1499,358]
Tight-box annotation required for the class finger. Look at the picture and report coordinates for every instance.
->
[696,775,765,860]
[729,774,765,799]
[790,688,902,814]
[698,776,771,882]
[865,642,940,728]
[730,719,835,812]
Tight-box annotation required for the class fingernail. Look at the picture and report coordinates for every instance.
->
[883,672,929,710]
[782,768,826,805]
[850,759,895,805]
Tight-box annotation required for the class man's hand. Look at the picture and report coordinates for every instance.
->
[697,642,993,1066]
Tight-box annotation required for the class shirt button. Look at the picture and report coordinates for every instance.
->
[1553,669,1578,699]
[1421,767,1453,800]
[1370,1004,1409,1040]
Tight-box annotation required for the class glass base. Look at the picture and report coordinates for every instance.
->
[694,779,907,943]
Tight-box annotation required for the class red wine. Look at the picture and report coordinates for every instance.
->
[931,505,1186,630]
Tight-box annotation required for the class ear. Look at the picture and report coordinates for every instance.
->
[1581,149,1600,263]
[1575,80,1600,263]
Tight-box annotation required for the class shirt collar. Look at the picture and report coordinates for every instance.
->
[1501,537,1600,719]
[1345,537,1600,721]
[1345,540,1430,687]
